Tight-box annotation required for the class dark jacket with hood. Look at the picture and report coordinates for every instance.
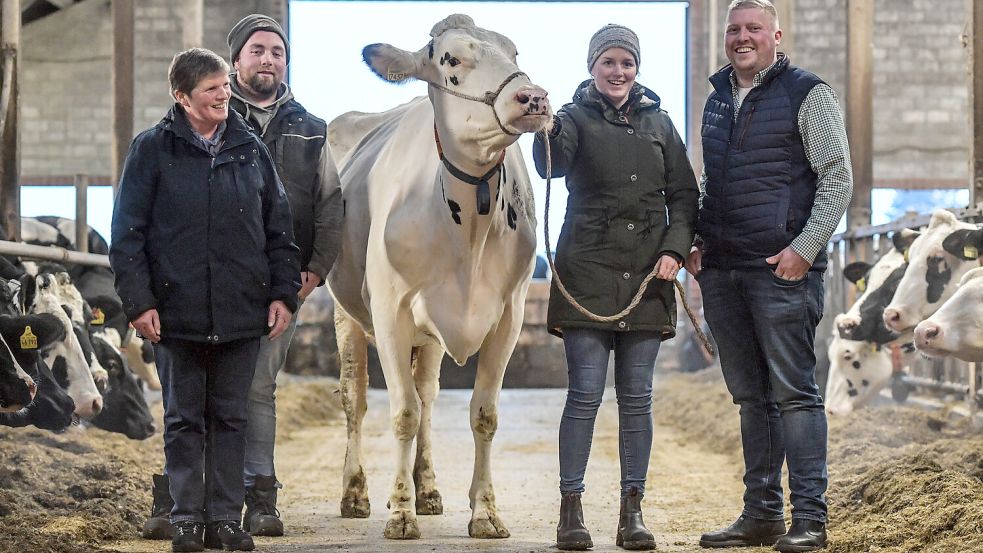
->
[110,104,300,344]
[533,80,698,338]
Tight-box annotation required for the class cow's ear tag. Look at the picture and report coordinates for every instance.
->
[20,326,38,350]
[964,245,979,260]
[903,248,910,263]
[91,308,105,325]
[856,277,866,293]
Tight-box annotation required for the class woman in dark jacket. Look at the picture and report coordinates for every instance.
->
[533,24,698,551]
[110,48,299,553]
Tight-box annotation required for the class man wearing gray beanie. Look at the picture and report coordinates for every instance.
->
[140,13,344,544]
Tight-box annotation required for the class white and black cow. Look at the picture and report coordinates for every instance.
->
[328,15,550,540]
[825,335,898,415]
[914,227,983,361]
[883,210,981,334]
[835,242,910,345]
[88,330,155,439]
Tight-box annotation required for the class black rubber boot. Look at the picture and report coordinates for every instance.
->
[204,520,255,551]
[556,492,593,550]
[699,514,786,548]
[170,521,204,553]
[142,473,174,540]
[616,487,656,550]
[774,519,826,552]
[243,475,284,537]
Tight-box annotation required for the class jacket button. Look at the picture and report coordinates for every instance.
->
[213,335,219,342]
[240,155,246,160]
[627,129,634,135]
[627,223,635,231]
[618,321,627,329]
[623,272,630,280]
[630,174,637,182]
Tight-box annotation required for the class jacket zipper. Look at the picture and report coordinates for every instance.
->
[736,103,756,151]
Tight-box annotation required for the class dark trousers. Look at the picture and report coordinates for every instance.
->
[154,337,260,524]
[559,328,662,497]
[697,268,828,523]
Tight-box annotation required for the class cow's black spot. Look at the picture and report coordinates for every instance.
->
[51,356,69,388]
[428,41,434,60]
[848,388,859,397]
[861,379,870,387]
[507,204,517,231]
[440,52,450,65]
[448,200,462,225]
[450,76,459,86]
[925,255,951,304]
[852,361,861,370]
[848,264,906,344]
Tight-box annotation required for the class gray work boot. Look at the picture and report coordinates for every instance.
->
[142,473,174,540]
[243,475,284,537]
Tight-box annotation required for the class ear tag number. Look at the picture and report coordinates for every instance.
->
[20,326,38,350]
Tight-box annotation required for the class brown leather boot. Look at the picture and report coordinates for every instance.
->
[616,487,656,550]
[556,492,593,550]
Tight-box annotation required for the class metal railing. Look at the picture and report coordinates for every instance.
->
[822,205,983,415]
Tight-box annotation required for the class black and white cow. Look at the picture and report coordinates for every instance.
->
[883,210,981,333]
[88,331,155,439]
[835,245,909,345]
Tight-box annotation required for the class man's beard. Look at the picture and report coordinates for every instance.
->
[246,73,279,97]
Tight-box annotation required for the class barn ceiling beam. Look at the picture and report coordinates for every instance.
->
[971,0,983,208]
[846,0,873,232]
[0,0,20,241]
[111,0,133,196]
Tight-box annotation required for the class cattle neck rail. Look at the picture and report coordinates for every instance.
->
[822,203,983,417]
[0,240,109,268]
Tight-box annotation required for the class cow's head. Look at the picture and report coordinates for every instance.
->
[835,248,907,344]
[883,210,980,333]
[363,14,551,167]
[824,335,892,415]
[0,313,66,412]
[89,333,155,440]
[914,266,983,362]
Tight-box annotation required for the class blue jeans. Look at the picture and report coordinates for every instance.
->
[154,337,260,524]
[559,328,661,497]
[243,299,302,488]
[697,268,828,523]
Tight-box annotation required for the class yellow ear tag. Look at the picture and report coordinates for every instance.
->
[856,277,866,293]
[20,326,38,350]
[903,248,910,263]
[964,245,979,260]
[91,308,105,325]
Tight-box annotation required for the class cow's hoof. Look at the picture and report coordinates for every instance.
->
[416,490,443,515]
[340,493,370,518]
[468,513,510,539]
[384,511,421,539]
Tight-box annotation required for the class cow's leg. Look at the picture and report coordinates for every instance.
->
[373,309,422,539]
[336,306,371,518]
[467,302,521,539]
[412,340,444,515]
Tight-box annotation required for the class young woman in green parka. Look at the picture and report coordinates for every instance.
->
[532,24,698,551]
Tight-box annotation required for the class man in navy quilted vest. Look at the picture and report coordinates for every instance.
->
[685,1,853,551]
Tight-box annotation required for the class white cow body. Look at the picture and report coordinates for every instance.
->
[915,266,983,361]
[327,15,550,540]
[825,335,893,415]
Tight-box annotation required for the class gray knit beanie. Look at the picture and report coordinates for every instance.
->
[228,14,289,64]
[587,24,640,72]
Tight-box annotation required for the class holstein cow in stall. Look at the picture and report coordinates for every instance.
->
[834,240,911,345]
[914,228,983,361]
[328,15,550,539]
[824,335,895,415]
[883,209,981,334]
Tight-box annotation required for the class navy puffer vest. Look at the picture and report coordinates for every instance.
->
[699,56,827,271]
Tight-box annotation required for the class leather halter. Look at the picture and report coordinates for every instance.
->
[434,125,504,215]
[429,70,524,215]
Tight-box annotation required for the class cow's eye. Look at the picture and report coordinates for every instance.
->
[448,57,460,67]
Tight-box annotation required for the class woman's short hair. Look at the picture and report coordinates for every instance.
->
[727,0,780,27]
[168,48,230,98]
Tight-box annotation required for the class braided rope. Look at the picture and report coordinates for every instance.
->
[540,129,715,356]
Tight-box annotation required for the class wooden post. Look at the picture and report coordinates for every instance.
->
[773,0,795,58]
[846,0,874,263]
[111,0,134,197]
[688,0,706,174]
[971,0,983,208]
[846,0,873,229]
[181,0,203,50]
[0,0,20,241]
[74,174,88,253]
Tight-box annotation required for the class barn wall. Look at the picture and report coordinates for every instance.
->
[19,0,285,183]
